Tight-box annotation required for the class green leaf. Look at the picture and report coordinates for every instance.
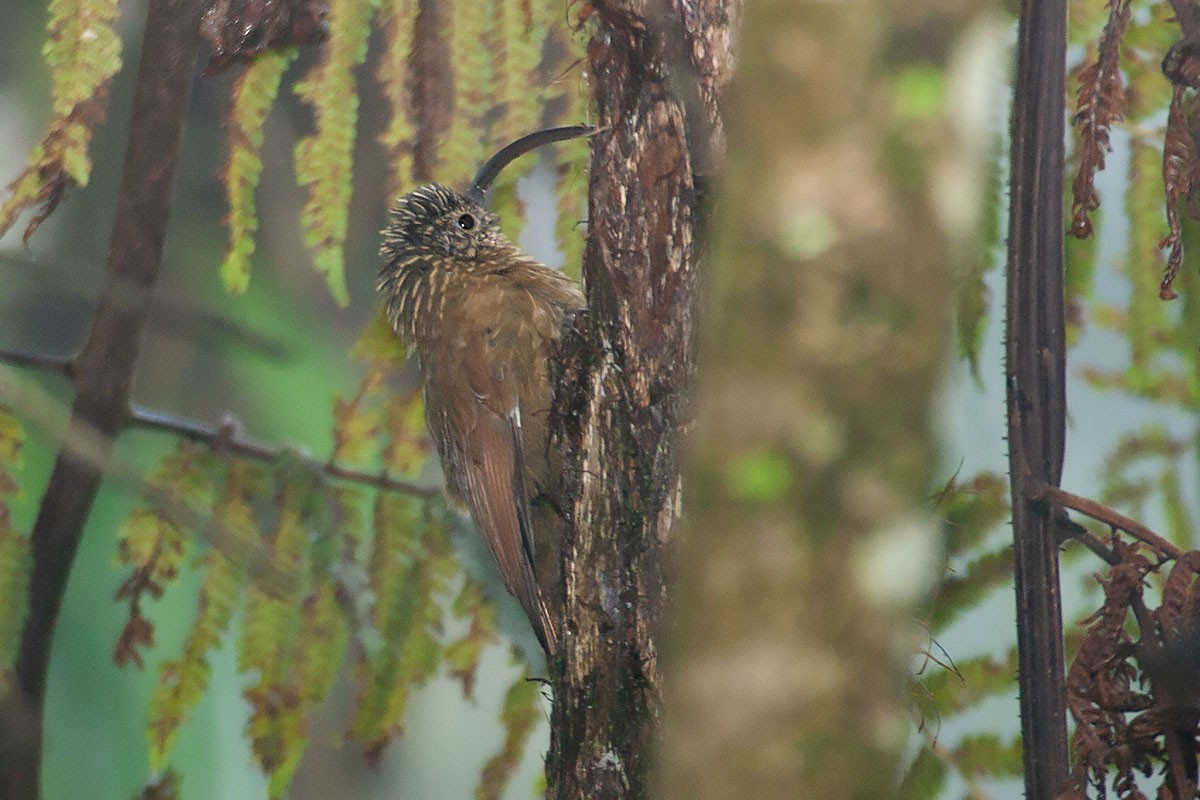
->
[0,409,30,683]
[895,747,948,800]
[221,48,297,294]
[293,0,381,305]
[147,461,259,771]
[930,547,1013,634]
[0,0,122,237]
[375,0,417,197]
[917,649,1017,717]
[476,663,542,799]
[351,495,454,760]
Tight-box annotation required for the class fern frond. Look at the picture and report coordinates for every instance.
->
[293,0,381,305]
[221,48,297,294]
[240,468,326,797]
[376,0,418,196]
[0,408,30,685]
[929,548,1013,634]
[475,660,542,800]
[147,460,258,771]
[114,443,218,669]
[350,495,453,761]
[441,0,494,187]
[494,0,545,145]
[381,387,429,475]
[1126,138,1170,362]
[0,0,122,239]
[444,575,498,698]
[147,548,246,771]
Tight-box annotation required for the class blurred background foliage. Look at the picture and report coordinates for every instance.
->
[904,0,1200,796]
[3,0,1200,796]
[0,0,590,796]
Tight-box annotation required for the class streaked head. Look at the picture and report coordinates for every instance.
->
[379,184,503,265]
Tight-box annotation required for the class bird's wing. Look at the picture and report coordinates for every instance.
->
[427,320,557,655]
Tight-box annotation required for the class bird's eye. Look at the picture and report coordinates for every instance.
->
[457,213,476,231]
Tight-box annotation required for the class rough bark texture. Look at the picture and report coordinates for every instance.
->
[545,1,732,796]
[0,0,203,795]
[1006,0,1071,794]
[657,0,982,796]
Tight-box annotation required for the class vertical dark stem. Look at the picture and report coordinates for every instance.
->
[0,0,203,795]
[1006,0,1070,795]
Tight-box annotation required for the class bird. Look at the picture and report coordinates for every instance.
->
[376,126,591,655]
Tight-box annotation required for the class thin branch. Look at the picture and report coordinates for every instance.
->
[0,348,437,499]
[129,404,439,498]
[1034,485,1184,560]
[1054,515,1121,566]
[0,348,73,377]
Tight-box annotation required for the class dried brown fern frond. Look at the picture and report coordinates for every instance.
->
[1061,535,1200,799]
[1070,0,1133,239]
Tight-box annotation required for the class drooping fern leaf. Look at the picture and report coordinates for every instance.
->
[147,459,262,772]
[475,656,543,800]
[0,0,122,240]
[441,0,495,187]
[0,408,30,687]
[376,0,418,197]
[293,0,380,306]
[220,48,298,294]
[350,493,455,762]
[239,471,310,795]
[114,443,217,670]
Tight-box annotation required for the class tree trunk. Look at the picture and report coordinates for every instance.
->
[545,1,732,796]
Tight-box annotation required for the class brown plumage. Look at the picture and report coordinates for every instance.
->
[378,184,585,655]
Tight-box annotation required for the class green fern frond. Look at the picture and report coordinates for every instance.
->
[1064,210,1097,348]
[950,732,1023,779]
[331,363,386,465]
[147,461,259,770]
[917,648,1018,717]
[335,312,413,467]
[441,0,495,187]
[1125,138,1170,366]
[382,389,429,475]
[444,576,498,697]
[895,747,948,800]
[551,1,593,277]
[350,307,408,365]
[937,471,1009,559]
[0,0,122,237]
[351,495,453,758]
[475,660,542,800]
[494,0,545,145]
[490,173,527,250]
[0,408,30,684]
[929,547,1013,634]
[297,581,351,707]
[147,548,246,771]
[553,137,589,278]
[221,48,297,294]
[239,470,318,797]
[293,0,381,306]
[376,0,417,197]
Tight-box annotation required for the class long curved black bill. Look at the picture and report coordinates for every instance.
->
[466,124,596,204]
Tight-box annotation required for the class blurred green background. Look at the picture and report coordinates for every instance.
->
[0,0,552,795]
